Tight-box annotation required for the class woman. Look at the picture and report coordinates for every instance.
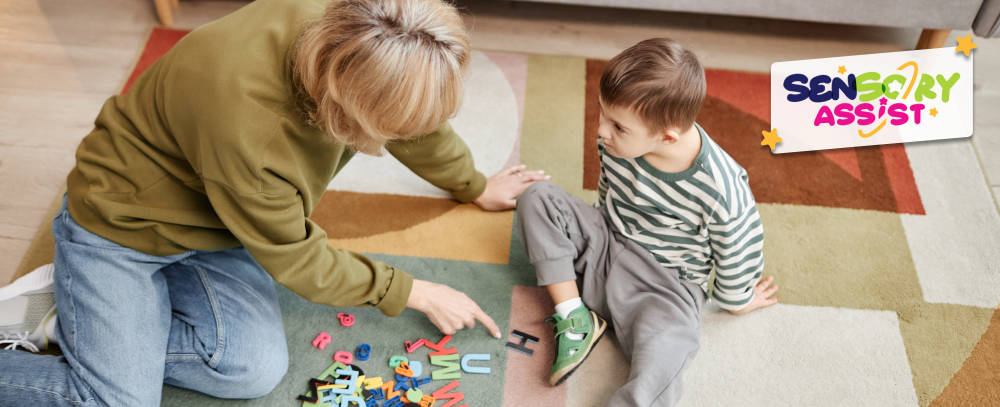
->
[0,0,546,404]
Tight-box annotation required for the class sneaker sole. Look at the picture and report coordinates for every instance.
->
[550,311,608,386]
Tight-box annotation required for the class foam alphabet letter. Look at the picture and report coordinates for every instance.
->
[418,395,436,407]
[297,378,332,404]
[430,354,461,380]
[388,356,408,368]
[406,388,424,403]
[383,396,404,407]
[424,335,456,356]
[408,361,423,377]
[334,351,353,365]
[318,362,350,381]
[460,353,491,374]
[411,376,431,389]
[405,339,425,353]
[395,361,414,378]
[330,369,358,395]
[380,380,400,401]
[312,332,332,350]
[393,374,411,392]
[356,344,371,361]
[506,330,539,356]
[431,380,465,407]
[362,377,383,390]
[339,395,365,407]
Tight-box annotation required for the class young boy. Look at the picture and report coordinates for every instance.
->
[516,38,778,406]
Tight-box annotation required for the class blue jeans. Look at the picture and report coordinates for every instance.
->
[0,197,288,406]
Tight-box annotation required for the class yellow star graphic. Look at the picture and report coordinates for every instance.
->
[929,108,938,117]
[761,128,782,151]
[955,34,977,56]
[837,66,846,75]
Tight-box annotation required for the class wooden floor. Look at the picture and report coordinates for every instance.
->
[1,0,998,286]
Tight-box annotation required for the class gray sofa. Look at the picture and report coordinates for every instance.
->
[156,0,1000,43]
[507,0,1000,46]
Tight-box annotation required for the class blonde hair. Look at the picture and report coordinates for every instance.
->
[600,38,706,134]
[294,0,470,155]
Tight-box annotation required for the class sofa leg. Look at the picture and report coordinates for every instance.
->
[916,29,950,50]
[154,0,175,27]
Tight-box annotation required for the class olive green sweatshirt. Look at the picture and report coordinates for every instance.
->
[66,0,486,317]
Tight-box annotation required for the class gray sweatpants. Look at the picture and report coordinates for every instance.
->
[516,182,706,407]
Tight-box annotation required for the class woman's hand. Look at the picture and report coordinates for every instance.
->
[407,279,502,338]
[728,276,779,316]
[473,165,549,211]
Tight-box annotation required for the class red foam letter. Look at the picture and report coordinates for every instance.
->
[432,380,465,407]
[424,335,457,356]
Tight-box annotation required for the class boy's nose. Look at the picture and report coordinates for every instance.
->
[597,126,610,140]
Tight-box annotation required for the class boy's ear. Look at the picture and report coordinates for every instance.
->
[659,128,681,145]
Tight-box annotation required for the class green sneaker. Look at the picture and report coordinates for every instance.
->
[544,305,607,386]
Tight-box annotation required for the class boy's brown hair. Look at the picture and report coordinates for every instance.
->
[600,38,706,134]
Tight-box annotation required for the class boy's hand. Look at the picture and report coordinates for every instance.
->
[474,165,549,211]
[407,279,503,338]
[728,276,778,315]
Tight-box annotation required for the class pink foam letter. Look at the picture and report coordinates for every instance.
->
[312,332,331,350]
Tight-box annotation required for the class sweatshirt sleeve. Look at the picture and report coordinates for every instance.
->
[203,179,413,317]
[707,203,765,311]
[386,122,487,203]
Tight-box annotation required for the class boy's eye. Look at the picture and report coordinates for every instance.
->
[614,124,624,133]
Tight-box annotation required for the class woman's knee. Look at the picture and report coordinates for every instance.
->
[239,353,288,398]
[212,348,289,399]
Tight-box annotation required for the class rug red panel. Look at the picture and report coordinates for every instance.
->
[121,28,191,95]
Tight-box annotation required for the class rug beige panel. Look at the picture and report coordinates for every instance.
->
[519,54,598,205]
[757,202,993,406]
[680,303,919,407]
[565,303,920,407]
[901,138,1000,308]
[565,310,994,407]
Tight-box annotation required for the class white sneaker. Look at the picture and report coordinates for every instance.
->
[0,264,58,352]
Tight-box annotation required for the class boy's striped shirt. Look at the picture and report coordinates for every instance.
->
[597,123,764,311]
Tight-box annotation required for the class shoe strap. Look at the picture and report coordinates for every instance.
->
[554,317,583,336]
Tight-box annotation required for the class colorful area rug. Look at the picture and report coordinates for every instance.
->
[13,27,1000,407]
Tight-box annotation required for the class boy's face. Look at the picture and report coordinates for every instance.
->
[597,99,667,159]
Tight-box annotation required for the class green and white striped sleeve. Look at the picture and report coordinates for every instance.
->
[707,204,765,311]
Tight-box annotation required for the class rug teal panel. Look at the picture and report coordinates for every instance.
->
[161,217,538,406]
